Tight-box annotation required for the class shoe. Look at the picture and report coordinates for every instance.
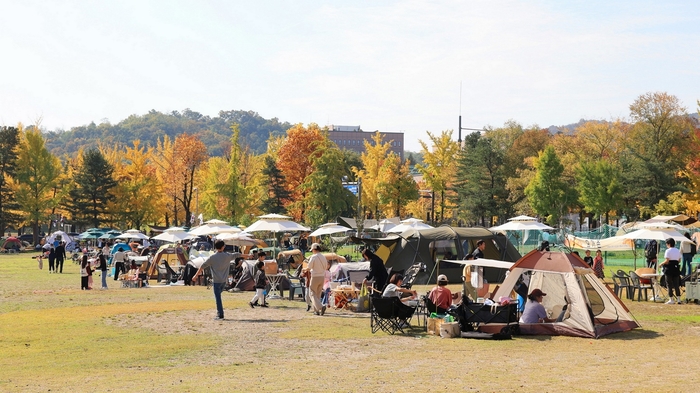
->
[214,316,224,320]
[321,306,326,316]
[306,304,311,312]
[665,299,676,304]
[249,302,255,308]
[315,311,320,315]
[260,303,269,308]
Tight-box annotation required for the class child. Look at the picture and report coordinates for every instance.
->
[250,260,268,308]
[80,255,92,290]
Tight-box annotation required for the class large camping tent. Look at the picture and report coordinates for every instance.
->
[358,226,520,284]
[493,250,638,338]
[147,244,189,278]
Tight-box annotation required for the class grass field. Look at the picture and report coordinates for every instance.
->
[2,251,700,393]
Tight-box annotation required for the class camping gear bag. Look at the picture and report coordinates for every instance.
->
[356,284,370,312]
[427,317,443,335]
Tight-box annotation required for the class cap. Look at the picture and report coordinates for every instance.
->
[530,289,547,298]
[311,243,321,251]
[437,274,448,283]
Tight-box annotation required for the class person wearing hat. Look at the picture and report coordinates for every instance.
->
[519,289,555,323]
[428,274,453,310]
[307,243,328,315]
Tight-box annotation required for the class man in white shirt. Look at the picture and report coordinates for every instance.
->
[661,238,682,304]
[113,249,127,281]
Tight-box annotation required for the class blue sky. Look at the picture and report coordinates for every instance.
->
[1,0,698,151]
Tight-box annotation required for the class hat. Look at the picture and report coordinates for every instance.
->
[437,274,448,283]
[530,289,546,298]
[310,243,321,251]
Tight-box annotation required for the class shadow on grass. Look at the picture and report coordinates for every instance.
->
[513,335,553,341]
[600,328,661,340]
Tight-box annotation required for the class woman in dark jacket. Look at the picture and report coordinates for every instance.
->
[362,249,388,293]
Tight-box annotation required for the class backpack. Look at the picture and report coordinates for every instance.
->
[644,240,657,259]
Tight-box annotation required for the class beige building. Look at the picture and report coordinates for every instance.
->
[328,125,404,159]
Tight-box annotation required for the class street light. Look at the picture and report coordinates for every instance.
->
[420,189,434,226]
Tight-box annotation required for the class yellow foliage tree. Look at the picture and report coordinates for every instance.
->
[353,132,391,220]
[416,130,459,223]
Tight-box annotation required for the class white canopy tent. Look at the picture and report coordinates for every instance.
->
[116,229,149,240]
[152,227,197,243]
[189,223,241,236]
[386,218,434,233]
[309,223,350,237]
[243,214,310,233]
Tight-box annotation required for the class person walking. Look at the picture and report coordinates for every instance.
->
[193,240,233,320]
[250,260,268,308]
[661,238,682,305]
[47,246,56,273]
[361,248,388,293]
[55,242,66,273]
[307,243,328,315]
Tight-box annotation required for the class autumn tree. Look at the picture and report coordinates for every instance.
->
[277,123,325,221]
[173,134,208,226]
[525,145,576,226]
[376,153,419,218]
[0,125,20,233]
[620,92,692,218]
[353,132,391,220]
[575,160,623,225]
[65,149,118,228]
[106,141,165,229]
[10,127,62,243]
[416,130,459,224]
[302,144,356,227]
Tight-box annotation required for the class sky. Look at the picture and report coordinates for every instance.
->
[1,0,699,152]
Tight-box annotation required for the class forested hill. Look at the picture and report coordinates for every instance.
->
[43,109,293,157]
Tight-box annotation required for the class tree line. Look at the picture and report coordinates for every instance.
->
[0,91,698,244]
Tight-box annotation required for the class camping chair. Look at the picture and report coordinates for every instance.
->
[370,297,417,335]
[629,271,654,301]
[402,263,425,289]
[286,272,305,300]
[615,270,633,299]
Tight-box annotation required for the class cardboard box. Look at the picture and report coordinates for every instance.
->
[439,322,460,338]
[264,260,278,274]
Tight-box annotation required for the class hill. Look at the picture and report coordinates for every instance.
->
[43,109,292,157]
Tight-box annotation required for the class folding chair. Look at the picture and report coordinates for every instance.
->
[370,297,416,335]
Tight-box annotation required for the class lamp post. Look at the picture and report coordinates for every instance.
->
[420,189,434,226]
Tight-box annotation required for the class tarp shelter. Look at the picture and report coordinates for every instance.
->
[355,226,521,284]
[147,244,189,278]
[493,250,639,338]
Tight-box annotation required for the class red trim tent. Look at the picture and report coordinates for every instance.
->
[493,250,639,338]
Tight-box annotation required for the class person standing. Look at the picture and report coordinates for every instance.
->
[583,250,594,268]
[681,233,695,276]
[113,248,126,281]
[471,239,486,259]
[55,242,66,273]
[307,243,328,315]
[193,240,233,320]
[80,255,91,290]
[362,248,388,293]
[298,235,308,257]
[661,238,682,305]
[592,250,604,279]
[96,253,108,289]
[48,246,56,273]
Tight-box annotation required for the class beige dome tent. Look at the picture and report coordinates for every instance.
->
[493,250,639,338]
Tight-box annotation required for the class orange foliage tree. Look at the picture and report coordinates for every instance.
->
[276,123,325,221]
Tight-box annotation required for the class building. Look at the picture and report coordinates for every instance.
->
[328,125,404,159]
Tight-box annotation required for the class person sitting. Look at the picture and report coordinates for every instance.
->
[382,274,417,302]
[428,274,453,310]
[519,289,555,323]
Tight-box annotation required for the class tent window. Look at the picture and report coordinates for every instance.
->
[583,277,605,316]
[431,240,460,269]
